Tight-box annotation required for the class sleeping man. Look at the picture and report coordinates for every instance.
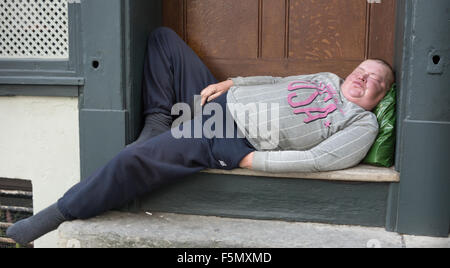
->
[7,27,394,245]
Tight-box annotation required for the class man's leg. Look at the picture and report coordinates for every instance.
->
[7,117,220,244]
[58,124,218,220]
[133,27,218,145]
[59,93,255,220]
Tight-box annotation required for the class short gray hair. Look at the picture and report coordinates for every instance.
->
[368,58,395,90]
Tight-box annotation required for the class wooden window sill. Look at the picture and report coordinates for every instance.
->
[202,164,399,183]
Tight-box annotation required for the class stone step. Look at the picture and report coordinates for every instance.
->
[57,211,449,248]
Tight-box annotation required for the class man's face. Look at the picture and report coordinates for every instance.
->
[341,60,392,110]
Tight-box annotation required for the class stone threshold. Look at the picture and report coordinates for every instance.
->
[58,211,448,248]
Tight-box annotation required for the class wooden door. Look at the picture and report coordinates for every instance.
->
[163,0,396,81]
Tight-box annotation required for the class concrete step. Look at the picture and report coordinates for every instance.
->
[57,211,449,248]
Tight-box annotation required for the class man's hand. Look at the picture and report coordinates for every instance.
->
[200,79,234,106]
[239,152,254,169]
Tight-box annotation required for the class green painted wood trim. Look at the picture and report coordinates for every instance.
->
[396,121,450,237]
[0,85,78,97]
[78,0,127,179]
[79,109,126,180]
[388,0,450,237]
[137,173,391,227]
[78,0,162,179]
[0,77,84,86]
[123,0,163,144]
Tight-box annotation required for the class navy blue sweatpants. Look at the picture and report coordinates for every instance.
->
[57,27,255,220]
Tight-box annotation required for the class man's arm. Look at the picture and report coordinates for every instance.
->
[249,114,379,173]
[201,76,284,105]
[200,79,234,106]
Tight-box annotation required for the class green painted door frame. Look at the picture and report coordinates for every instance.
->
[78,0,161,179]
[386,0,450,237]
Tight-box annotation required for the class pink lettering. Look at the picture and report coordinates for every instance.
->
[287,80,341,124]
[287,91,320,107]
[288,81,313,91]
[294,104,337,123]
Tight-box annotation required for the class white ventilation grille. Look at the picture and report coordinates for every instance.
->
[0,0,69,59]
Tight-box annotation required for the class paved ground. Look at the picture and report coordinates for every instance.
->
[58,211,449,248]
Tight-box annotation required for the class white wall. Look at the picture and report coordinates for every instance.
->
[0,96,80,248]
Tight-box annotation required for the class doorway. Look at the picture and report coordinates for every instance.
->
[162,0,396,80]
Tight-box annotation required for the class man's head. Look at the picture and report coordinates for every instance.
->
[341,59,394,111]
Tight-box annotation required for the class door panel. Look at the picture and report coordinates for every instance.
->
[163,0,395,81]
[261,0,286,59]
[289,0,367,60]
[367,0,396,63]
[186,0,259,59]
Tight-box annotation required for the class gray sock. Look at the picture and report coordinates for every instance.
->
[6,203,67,245]
[129,113,172,146]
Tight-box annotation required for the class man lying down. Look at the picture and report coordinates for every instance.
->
[7,27,395,245]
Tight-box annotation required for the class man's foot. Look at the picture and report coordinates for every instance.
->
[6,203,67,245]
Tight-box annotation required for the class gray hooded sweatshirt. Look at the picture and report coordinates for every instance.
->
[227,72,378,173]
